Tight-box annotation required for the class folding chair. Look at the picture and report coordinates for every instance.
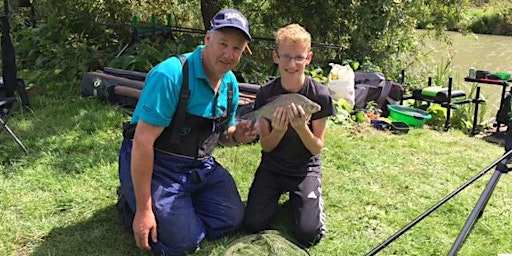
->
[0,97,28,153]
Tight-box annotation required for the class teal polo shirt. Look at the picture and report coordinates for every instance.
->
[131,45,240,128]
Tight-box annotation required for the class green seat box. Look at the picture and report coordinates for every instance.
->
[412,86,466,103]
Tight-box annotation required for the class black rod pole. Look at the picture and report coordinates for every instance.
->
[365,150,512,256]
[444,77,453,131]
[471,86,481,135]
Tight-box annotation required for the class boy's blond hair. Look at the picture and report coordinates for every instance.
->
[275,23,311,51]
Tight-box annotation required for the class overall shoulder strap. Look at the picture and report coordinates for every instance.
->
[221,82,233,132]
[169,54,189,144]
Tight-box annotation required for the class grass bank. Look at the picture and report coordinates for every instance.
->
[1,82,511,255]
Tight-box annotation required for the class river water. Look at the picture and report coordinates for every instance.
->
[421,31,512,119]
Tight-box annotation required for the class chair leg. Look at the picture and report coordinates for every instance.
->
[470,87,482,136]
[0,118,29,153]
[444,77,453,132]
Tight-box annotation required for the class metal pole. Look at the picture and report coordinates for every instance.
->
[0,116,29,153]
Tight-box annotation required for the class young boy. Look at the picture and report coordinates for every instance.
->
[243,23,336,247]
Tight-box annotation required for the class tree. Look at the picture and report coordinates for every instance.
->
[249,0,470,77]
[200,0,222,29]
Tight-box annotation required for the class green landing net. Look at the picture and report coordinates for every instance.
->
[220,230,310,256]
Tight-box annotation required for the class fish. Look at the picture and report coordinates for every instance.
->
[241,93,321,120]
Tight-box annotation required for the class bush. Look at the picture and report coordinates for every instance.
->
[470,8,512,35]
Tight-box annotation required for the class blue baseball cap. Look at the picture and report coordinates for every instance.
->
[210,9,252,41]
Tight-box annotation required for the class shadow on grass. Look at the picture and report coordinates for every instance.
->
[30,202,295,256]
[30,204,150,256]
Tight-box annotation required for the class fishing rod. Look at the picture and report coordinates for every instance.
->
[110,20,342,58]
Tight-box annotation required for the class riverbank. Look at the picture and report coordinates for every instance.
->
[466,3,512,36]
[417,1,512,36]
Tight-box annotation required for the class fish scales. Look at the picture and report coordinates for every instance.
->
[241,93,321,120]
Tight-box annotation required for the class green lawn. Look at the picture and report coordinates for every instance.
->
[1,82,511,255]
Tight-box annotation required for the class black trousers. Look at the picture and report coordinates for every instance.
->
[243,168,325,247]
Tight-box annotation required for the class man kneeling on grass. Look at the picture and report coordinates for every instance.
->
[116,9,258,255]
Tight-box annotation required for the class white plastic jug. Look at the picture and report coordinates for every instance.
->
[326,63,355,107]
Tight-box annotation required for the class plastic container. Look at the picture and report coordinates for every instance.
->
[489,72,510,81]
[387,105,432,128]
[390,121,410,134]
[468,67,476,79]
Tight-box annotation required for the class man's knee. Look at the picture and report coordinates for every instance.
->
[151,239,200,256]
[206,204,244,239]
[151,226,204,256]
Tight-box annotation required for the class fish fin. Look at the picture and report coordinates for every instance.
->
[240,111,257,121]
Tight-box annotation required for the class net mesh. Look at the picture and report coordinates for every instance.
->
[221,230,310,256]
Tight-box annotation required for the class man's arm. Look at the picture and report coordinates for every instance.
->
[131,120,164,251]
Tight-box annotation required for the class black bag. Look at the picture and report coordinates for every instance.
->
[80,71,146,113]
[354,71,404,116]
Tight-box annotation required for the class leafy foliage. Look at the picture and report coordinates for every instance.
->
[305,66,328,84]
[330,98,353,125]
[426,104,448,129]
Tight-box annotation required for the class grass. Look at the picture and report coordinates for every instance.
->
[1,81,512,256]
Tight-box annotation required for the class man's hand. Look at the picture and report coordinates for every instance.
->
[133,209,158,251]
[287,103,311,130]
[233,119,259,144]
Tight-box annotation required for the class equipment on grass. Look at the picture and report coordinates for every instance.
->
[0,0,31,153]
[404,76,485,134]
[81,67,260,117]
[353,71,404,116]
[1,0,31,107]
[496,91,512,126]
[0,97,28,153]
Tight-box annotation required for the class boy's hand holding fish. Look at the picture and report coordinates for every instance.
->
[271,106,289,132]
[287,103,312,130]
